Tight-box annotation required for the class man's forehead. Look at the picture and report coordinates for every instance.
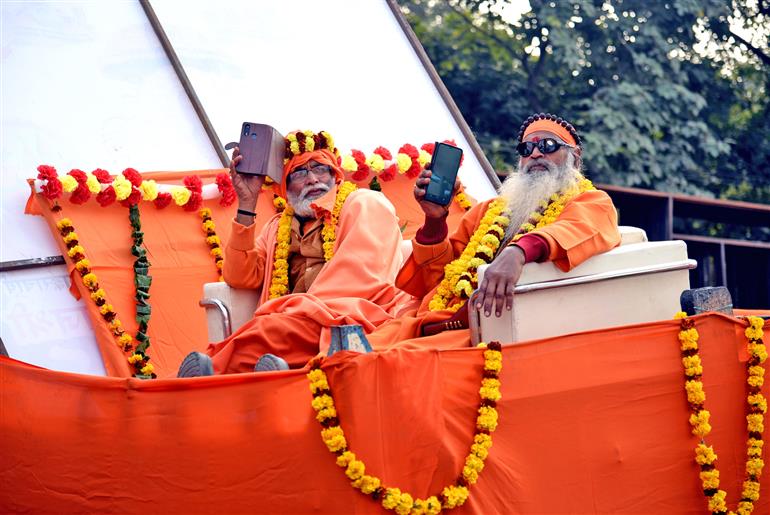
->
[523,130,565,144]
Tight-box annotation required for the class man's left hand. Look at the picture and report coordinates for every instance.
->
[475,246,525,317]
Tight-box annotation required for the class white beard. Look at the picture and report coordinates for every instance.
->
[287,180,333,218]
[499,152,583,238]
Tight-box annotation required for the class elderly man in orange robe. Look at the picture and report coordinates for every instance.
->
[368,113,621,349]
[179,130,410,376]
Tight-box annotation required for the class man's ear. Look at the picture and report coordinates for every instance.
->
[573,147,582,170]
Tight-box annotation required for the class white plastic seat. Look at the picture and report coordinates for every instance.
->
[470,228,697,345]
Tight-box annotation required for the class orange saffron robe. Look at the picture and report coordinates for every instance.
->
[367,189,622,349]
[208,186,412,372]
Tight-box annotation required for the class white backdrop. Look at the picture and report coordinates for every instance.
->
[0,0,497,374]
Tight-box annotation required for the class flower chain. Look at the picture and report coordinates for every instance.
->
[56,218,155,378]
[269,182,357,299]
[307,341,502,514]
[675,312,766,514]
[199,208,224,281]
[428,199,509,312]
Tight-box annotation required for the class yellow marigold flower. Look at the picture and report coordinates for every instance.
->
[682,354,702,370]
[481,234,500,248]
[441,485,469,509]
[85,173,101,194]
[341,154,358,172]
[471,442,489,461]
[417,149,431,167]
[320,131,334,151]
[477,406,499,432]
[140,363,154,376]
[118,334,133,347]
[424,496,442,515]
[61,175,78,193]
[685,380,706,405]
[311,394,333,411]
[112,175,133,201]
[487,224,504,238]
[83,273,98,289]
[737,501,754,514]
[493,215,510,227]
[746,457,764,477]
[748,315,765,331]
[210,247,223,258]
[699,469,720,490]
[109,319,122,331]
[56,218,73,230]
[748,342,768,362]
[67,245,85,258]
[476,245,494,259]
[355,475,381,494]
[742,480,761,501]
[462,465,479,484]
[678,328,699,351]
[395,492,413,515]
[289,140,300,154]
[90,288,106,302]
[206,235,221,246]
[674,311,688,319]
[689,409,711,437]
[304,132,315,152]
[707,490,727,512]
[171,185,191,206]
[465,453,484,472]
[139,180,158,201]
[321,426,347,452]
[63,231,79,244]
[468,257,486,269]
[694,444,717,466]
[748,393,768,413]
[202,220,216,233]
[396,153,412,173]
[748,366,765,388]
[199,207,212,219]
[747,413,764,433]
[335,451,356,469]
[382,488,401,510]
[273,196,286,210]
[454,279,473,297]
[216,260,224,270]
[128,353,143,364]
[75,259,91,272]
[345,459,365,480]
[99,304,114,316]
[474,433,493,449]
[747,438,764,457]
[366,153,385,172]
[480,386,502,402]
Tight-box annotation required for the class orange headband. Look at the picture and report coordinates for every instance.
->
[523,119,577,146]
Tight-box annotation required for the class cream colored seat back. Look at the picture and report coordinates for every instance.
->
[471,227,696,345]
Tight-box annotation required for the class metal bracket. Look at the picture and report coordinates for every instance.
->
[199,298,232,339]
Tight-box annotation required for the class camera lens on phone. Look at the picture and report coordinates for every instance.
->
[244,124,251,135]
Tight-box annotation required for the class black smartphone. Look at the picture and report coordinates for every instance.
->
[424,142,463,206]
[231,122,284,183]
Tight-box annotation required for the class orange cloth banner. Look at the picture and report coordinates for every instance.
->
[1,314,767,513]
[25,169,472,377]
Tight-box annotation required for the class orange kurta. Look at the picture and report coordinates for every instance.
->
[209,186,413,372]
[368,189,621,349]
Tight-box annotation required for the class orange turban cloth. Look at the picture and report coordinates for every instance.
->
[523,119,577,146]
[279,131,343,198]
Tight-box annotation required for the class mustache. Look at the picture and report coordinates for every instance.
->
[521,158,558,174]
[299,182,331,201]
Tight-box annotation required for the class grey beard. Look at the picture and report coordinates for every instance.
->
[499,153,583,239]
[287,182,332,218]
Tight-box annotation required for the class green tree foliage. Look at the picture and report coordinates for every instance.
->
[398,0,770,203]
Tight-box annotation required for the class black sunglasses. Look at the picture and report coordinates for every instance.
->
[516,138,574,157]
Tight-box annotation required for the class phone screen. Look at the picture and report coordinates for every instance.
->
[425,143,463,206]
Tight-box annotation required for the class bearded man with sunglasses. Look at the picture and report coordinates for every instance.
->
[367,113,621,349]
[178,130,410,376]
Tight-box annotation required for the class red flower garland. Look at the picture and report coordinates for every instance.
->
[398,144,422,178]
[96,186,117,207]
[37,165,62,200]
[215,173,236,206]
[122,167,142,188]
[154,192,172,209]
[350,149,370,181]
[68,169,91,205]
[92,168,112,183]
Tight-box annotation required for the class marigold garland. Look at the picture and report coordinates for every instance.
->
[675,312,766,514]
[428,199,509,312]
[55,217,156,378]
[200,208,224,281]
[268,182,357,299]
[428,177,596,312]
[307,341,503,513]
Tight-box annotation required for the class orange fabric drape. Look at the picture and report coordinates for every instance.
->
[2,314,768,514]
[24,169,472,378]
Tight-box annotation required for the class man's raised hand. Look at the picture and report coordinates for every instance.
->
[229,146,265,212]
[413,167,460,219]
[475,246,525,318]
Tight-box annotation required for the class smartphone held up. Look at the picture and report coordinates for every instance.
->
[225,122,285,184]
[424,142,463,206]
